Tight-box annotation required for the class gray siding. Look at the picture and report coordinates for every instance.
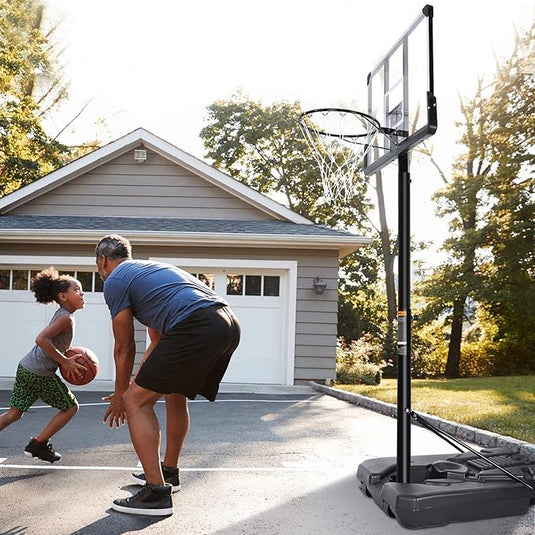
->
[10,149,272,220]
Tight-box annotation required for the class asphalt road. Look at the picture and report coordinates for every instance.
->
[0,388,534,534]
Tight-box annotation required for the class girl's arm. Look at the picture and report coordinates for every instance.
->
[34,314,85,379]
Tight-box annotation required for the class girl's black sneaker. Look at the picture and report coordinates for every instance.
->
[24,438,61,463]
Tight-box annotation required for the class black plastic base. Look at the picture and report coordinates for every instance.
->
[357,449,535,529]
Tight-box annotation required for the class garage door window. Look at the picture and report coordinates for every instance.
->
[190,273,215,290]
[0,269,103,292]
[13,270,28,290]
[226,274,280,297]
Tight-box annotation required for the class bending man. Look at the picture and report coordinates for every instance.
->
[96,234,240,516]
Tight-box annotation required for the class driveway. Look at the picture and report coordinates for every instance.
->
[0,387,534,534]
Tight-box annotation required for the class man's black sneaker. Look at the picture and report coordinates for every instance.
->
[112,483,173,516]
[131,462,181,492]
[24,438,61,463]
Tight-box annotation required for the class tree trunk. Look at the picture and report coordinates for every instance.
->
[375,169,398,377]
[445,297,465,378]
[375,170,397,324]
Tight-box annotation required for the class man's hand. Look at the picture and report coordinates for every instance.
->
[102,392,127,428]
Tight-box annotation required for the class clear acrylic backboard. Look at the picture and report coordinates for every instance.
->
[364,5,437,176]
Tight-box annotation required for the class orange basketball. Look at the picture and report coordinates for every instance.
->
[60,346,99,386]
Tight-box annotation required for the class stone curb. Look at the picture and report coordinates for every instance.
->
[310,382,535,461]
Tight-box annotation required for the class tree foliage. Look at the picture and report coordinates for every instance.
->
[417,20,535,376]
[477,23,535,372]
[0,0,71,197]
[201,91,372,230]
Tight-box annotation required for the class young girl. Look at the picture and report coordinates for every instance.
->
[0,267,86,463]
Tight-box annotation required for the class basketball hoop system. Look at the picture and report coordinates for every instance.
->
[299,108,379,203]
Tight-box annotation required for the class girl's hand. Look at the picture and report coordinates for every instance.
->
[61,354,86,380]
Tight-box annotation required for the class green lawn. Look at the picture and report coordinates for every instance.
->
[336,376,535,444]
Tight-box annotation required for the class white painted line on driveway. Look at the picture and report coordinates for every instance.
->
[0,463,327,472]
[0,398,329,411]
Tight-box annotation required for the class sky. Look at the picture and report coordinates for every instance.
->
[43,0,535,266]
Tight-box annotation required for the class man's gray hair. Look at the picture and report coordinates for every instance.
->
[96,234,132,260]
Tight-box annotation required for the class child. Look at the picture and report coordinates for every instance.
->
[0,267,86,463]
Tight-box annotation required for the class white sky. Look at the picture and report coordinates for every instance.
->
[44,0,535,265]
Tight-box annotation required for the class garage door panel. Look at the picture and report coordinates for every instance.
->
[0,302,46,376]
[0,294,114,381]
[0,262,293,386]
[73,304,114,381]
[223,305,283,384]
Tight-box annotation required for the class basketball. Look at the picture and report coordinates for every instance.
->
[60,346,99,386]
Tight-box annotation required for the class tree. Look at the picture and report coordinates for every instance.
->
[417,20,535,377]
[200,91,372,230]
[477,23,535,372]
[200,92,411,367]
[418,87,490,377]
[0,0,72,197]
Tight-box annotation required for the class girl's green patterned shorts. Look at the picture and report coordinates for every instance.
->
[10,364,77,412]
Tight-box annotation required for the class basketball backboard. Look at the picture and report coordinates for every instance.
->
[364,5,437,175]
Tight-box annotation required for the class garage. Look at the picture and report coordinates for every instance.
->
[0,128,368,385]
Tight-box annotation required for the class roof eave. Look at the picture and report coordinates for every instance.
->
[0,229,370,258]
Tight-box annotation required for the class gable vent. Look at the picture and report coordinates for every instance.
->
[133,149,147,163]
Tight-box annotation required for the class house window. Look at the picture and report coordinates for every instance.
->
[77,271,93,292]
[226,274,280,297]
[94,275,104,292]
[245,275,261,296]
[12,270,28,290]
[264,276,280,296]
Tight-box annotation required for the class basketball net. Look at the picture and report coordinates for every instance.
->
[299,108,379,203]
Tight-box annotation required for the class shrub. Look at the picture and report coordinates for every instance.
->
[410,320,447,378]
[335,336,383,385]
[459,341,497,377]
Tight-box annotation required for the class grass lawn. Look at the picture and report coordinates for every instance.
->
[336,376,535,444]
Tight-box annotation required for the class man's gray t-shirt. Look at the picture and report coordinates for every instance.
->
[103,260,227,334]
[19,307,74,377]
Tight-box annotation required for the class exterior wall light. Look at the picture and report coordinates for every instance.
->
[312,276,327,295]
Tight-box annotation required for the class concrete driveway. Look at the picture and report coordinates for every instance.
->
[0,386,534,534]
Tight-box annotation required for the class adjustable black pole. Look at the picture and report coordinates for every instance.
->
[397,151,411,483]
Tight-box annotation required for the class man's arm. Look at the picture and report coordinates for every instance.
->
[131,327,162,381]
[103,307,136,428]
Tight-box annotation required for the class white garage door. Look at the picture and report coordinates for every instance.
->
[0,267,115,380]
[157,259,297,386]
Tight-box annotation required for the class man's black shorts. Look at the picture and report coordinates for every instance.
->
[135,305,241,401]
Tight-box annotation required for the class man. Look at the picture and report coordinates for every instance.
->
[95,234,240,516]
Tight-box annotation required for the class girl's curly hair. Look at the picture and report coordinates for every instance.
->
[31,267,74,304]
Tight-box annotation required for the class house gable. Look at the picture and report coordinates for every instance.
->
[7,149,274,220]
[0,128,312,225]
